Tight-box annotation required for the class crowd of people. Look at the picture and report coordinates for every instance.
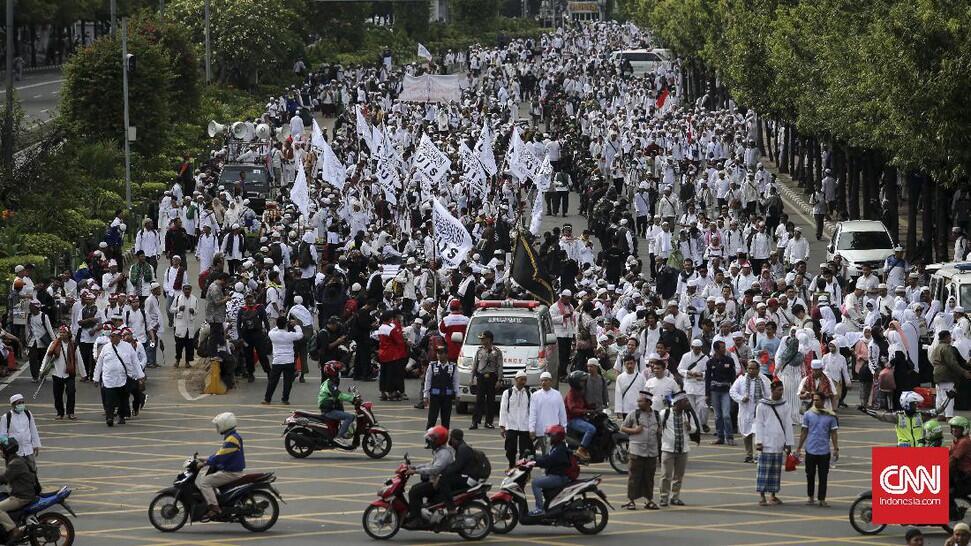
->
[0,18,969,542]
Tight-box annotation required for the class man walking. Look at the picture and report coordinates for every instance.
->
[658,392,697,507]
[499,371,532,469]
[706,341,738,445]
[470,330,503,430]
[528,372,567,455]
[795,392,839,507]
[620,391,660,510]
[423,346,459,429]
[753,379,794,506]
[731,360,772,463]
[549,291,576,378]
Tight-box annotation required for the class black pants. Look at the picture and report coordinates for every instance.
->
[264,363,296,403]
[28,346,44,380]
[175,335,196,363]
[52,376,75,417]
[814,214,825,240]
[79,342,95,379]
[101,385,130,421]
[545,191,555,214]
[556,192,569,215]
[805,452,831,501]
[228,259,242,275]
[636,215,648,237]
[353,338,371,379]
[473,374,498,426]
[241,331,269,375]
[208,321,225,355]
[504,430,532,467]
[426,395,453,429]
[379,358,406,394]
[129,380,146,414]
[407,481,437,520]
[556,337,572,378]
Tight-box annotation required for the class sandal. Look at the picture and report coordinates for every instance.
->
[621,501,637,510]
[670,499,685,506]
[818,501,830,508]
[644,501,659,510]
[770,497,783,505]
[759,499,769,507]
[805,499,816,505]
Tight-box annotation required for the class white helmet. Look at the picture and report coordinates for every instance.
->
[212,412,237,434]
[899,391,924,409]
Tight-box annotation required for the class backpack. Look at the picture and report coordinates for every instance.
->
[564,451,580,481]
[467,448,492,480]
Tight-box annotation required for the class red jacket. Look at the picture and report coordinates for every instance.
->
[377,321,407,363]
[564,389,589,420]
[439,312,470,361]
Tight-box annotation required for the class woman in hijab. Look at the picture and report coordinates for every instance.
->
[774,330,804,424]
[931,296,957,335]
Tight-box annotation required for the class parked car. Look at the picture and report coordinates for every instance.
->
[218,163,273,215]
[825,220,895,277]
[609,49,670,75]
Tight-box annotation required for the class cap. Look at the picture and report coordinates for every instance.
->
[560,289,573,298]
[663,315,676,325]
[690,339,702,347]
[9,394,23,404]
[539,371,552,380]
[811,359,824,370]
[515,370,527,379]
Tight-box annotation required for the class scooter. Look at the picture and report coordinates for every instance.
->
[148,453,284,533]
[362,454,493,541]
[0,486,76,545]
[282,391,392,459]
[563,411,630,474]
[490,459,611,535]
[849,489,971,536]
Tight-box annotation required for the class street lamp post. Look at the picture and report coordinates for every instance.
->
[204,0,211,84]
[2,0,14,169]
[121,19,132,209]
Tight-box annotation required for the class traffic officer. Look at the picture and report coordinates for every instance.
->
[423,346,459,429]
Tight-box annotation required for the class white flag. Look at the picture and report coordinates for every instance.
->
[356,105,374,152]
[431,199,473,269]
[290,161,310,219]
[320,139,346,190]
[458,142,487,200]
[475,123,497,176]
[417,43,433,61]
[311,118,327,150]
[506,127,526,179]
[414,134,451,187]
[529,190,544,236]
[534,153,553,191]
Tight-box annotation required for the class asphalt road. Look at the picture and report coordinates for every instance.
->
[1,192,938,546]
[0,69,64,129]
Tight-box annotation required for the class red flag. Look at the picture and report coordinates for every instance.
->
[655,87,669,109]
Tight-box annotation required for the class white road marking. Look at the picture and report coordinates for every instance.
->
[0,365,32,396]
[178,378,211,401]
[32,94,42,99]
[0,78,65,94]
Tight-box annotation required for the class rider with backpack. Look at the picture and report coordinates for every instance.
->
[529,424,579,516]
[436,429,490,516]
[0,438,39,544]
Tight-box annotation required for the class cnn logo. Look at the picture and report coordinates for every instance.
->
[878,465,941,495]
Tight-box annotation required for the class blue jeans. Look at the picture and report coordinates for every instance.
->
[568,418,596,447]
[144,340,157,366]
[323,410,355,438]
[711,390,734,440]
[531,473,570,511]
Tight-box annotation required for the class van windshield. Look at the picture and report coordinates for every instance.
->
[836,231,892,251]
[466,316,540,346]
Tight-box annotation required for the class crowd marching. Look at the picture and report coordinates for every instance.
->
[0,19,969,536]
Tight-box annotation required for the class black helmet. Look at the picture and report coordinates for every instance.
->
[1,438,18,458]
[567,370,589,390]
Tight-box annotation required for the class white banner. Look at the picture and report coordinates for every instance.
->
[291,161,310,219]
[356,105,374,152]
[475,123,497,176]
[458,142,487,200]
[399,74,467,103]
[431,199,473,268]
[414,134,451,187]
[506,127,527,180]
[529,189,544,236]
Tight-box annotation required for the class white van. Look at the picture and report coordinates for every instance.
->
[609,49,670,75]
[454,300,558,413]
[929,262,971,310]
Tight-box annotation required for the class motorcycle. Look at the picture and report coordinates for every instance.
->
[849,490,971,536]
[362,454,493,541]
[557,411,630,474]
[148,453,284,533]
[0,486,76,546]
[282,391,392,459]
[490,459,611,535]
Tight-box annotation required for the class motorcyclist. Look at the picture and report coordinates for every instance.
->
[925,418,945,447]
[529,424,573,516]
[0,438,36,545]
[198,412,245,520]
[861,391,944,446]
[318,361,356,446]
[405,426,454,527]
[948,416,971,518]
[564,370,595,461]
[437,429,476,516]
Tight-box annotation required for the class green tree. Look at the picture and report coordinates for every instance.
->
[166,0,302,87]
[450,0,498,30]
[60,31,173,155]
[129,13,201,119]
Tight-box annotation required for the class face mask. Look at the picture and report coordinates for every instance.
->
[12,404,24,414]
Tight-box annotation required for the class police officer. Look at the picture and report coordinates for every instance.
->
[423,346,459,429]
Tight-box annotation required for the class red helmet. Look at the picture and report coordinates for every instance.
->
[322,360,343,378]
[449,299,462,311]
[424,425,449,448]
[546,424,566,444]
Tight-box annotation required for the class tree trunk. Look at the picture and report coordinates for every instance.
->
[756,117,765,157]
[921,173,934,262]
[779,123,790,173]
[884,165,899,243]
[805,136,816,193]
[906,171,920,254]
[847,148,860,220]
[833,142,846,220]
[935,184,950,262]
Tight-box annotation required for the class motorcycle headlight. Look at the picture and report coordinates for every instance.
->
[459,356,473,370]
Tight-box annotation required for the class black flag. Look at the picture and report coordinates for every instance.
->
[511,233,554,305]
